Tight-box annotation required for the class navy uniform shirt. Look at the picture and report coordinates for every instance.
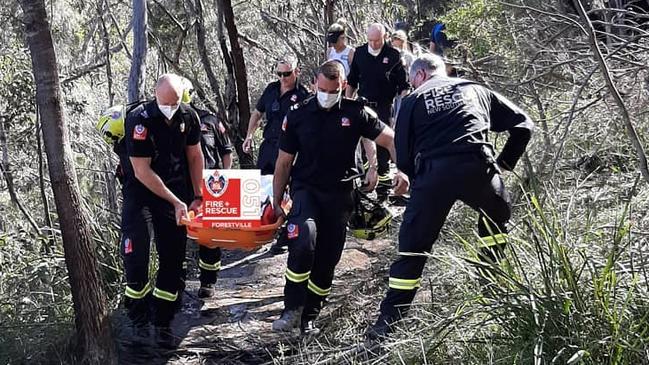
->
[124,101,201,198]
[193,107,234,169]
[255,80,310,141]
[347,44,409,105]
[395,76,534,177]
[280,97,386,190]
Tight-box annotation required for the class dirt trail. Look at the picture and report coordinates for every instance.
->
[116,219,400,364]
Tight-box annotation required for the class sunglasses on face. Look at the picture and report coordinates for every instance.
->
[276,71,293,78]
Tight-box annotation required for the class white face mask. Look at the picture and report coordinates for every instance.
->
[368,45,382,57]
[158,103,179,120]
[316,90,341,109]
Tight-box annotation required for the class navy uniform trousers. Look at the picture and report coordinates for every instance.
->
[283,183,355,323]
[379,152,511,320]
[121,194,187,327]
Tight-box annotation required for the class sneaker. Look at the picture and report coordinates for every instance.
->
[300,320,320,337]
[197,284,215,299]
[154,326,178,349]
[271,308,303,332]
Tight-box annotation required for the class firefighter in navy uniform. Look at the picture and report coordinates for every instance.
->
[121,74,204,348]
[244,55,310,254]
[243,55,310,174]
[271,60,410,334]
[368,54,534,338]
[191,104,234,298]
[346,23,409,202]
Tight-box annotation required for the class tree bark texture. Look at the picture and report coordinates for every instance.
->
[19,0,116,363]
[218,0,255,168]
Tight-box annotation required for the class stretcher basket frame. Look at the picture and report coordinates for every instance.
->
[183,215,285,251]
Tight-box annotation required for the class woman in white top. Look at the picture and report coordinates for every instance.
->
[326,19,355,76]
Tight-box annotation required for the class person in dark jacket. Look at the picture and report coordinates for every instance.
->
[368,53,534,339]
[346,23,410,202]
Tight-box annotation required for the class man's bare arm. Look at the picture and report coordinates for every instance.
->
[273,150,295,209]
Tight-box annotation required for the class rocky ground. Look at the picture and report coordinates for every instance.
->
[115,207,405,365]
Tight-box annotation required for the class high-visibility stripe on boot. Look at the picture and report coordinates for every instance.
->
[307,279,331,296]
[125,283,151,299]
[199,259,222,271]
[479,233,508,248]
[153,287,178,302]
[388,277,421,290]
[285,268,310,283]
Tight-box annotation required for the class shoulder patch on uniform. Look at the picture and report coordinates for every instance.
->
[363,106,378,119]
[133,124,148,140]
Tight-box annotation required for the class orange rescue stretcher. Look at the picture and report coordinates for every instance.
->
[182,214,284,251]
[181,200,290,251]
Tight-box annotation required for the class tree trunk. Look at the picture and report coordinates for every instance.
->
[218,0,254,168]
[324,0,335,29]
[36,111,55,252]
[190,0,228,122]
[128,0,147,103]
[19,0,116,363]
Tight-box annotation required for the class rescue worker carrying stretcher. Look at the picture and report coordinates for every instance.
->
[271,60,410,335]
[120,74,204,348]
[368,54,534,338]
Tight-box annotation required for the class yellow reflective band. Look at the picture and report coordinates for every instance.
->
[125,283,151,299]
[285,268,310,283]
[388,277,421,290]
[307,279,331,296]
[153,287,178,302]
[479,233,508,248]
[363,162,370,168]
[198,259,221,271]
[378,175,392,181]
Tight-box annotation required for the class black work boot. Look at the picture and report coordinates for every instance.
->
[272,307,303,332]
[130,321,152,346]
[154,326,178,349]
[197,283,215,299]
[365,315,395,342]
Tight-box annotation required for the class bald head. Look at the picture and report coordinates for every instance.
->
[155,73,183,106]
[366,23,385,53]
[367,23,385,37]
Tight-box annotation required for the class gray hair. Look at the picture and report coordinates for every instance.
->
[409,53,446,79]
[277,53,298,70]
